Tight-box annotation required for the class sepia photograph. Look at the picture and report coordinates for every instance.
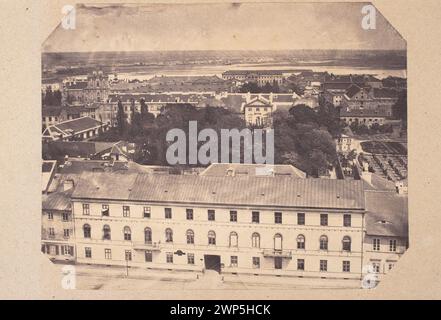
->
[39,1,408,294]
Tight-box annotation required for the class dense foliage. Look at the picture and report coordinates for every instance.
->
[94,101,338,176]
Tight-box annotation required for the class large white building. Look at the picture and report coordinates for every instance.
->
[70,172,366,280]
[41,162,409,286]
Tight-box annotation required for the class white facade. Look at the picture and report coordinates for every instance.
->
[72,200,364,279]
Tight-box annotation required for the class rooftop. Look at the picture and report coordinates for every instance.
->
[201,163,306,179]
[72,172,365,210]
[46,141,115,158]
[43,116,105,139]
[223,70,284,76]
[365,190,408,237]
[42,190,73,211]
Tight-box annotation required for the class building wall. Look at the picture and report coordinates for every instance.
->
[244,105,272,127]
[363,234,407,279]
[41,209,75,262]
[72,201,364,279]
[341,116,386,127]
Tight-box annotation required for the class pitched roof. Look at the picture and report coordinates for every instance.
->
[244,96,271,107]
[46,117,104,138]
[47,141,115,158]
[372,88,399,99]
[223,70,284,76]
[42,160,57,193]
[322,82,352,91]
[42,190,73,211]
[365,191,408,237]
[72,172,365,210]
[345,84,363,99]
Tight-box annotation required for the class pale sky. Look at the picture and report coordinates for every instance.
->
[43,2,406,52]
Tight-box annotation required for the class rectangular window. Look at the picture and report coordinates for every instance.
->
[125,250,132,261]
[274,257,282,269]
[62,245,70,255]
[389,239,397,252]
[343,261,351,272]
[165,208,172,219]
[187,253,195,265]
[230,210,237,222]
[166,252,173,263]
[105,249,112,260]
[297,213,305,225]
[320,260,328,272]
[83,203,90,215]
[63,229,70,238]
[85,247,92,258]
[230,256,238,267]
[186,209,194,220]
[47,212,53,220]
[371,262,380,273]
[145,250,152,262]
[252,211,260,223]
[343,214,351,227]
[49,227,55,237]
[49,245,57,255]
[143,206,151,218]
[208,210,215,221]
[62,212,69,222]
[373,238,381,251]
[297,259,305,271]
[274,212,282,224]
[101,204,109,216]
[252,257,260,268]
[123,206,130,218]
[320,214,328,226]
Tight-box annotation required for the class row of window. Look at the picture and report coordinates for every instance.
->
[82,204,352,227]
[42,244,74,256]
[46,212,70,222]
[46,227,71,238]
[83,225,353,251]
[84,248,352,272]
[373,238,397,252]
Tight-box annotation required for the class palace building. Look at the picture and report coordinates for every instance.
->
[70,172,366,280]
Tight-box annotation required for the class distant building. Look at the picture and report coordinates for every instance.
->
[138,75,232,93]
[43,140,136,162]
[336,135,354,153]
[62,70,110,105]
[222,70,284,87]
[42,116,108,142]
[242,95,274,127]
[338,85,398,117]
[340,108,388,127]
[42,105,98,130]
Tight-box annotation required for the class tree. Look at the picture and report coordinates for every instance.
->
[238,82,261,93]
[392,90,407,127]
[43,86,54,106]
[117,100,126,136]
[289,105,317,124]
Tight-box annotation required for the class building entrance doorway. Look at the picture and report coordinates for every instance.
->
[204,255,221,273]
